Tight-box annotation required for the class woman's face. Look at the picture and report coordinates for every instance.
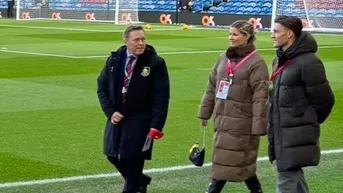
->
[229,27,249,47]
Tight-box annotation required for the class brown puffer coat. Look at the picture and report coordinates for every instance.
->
[198,44,269,182]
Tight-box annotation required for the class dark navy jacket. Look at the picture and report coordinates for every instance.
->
[97,44,170,159]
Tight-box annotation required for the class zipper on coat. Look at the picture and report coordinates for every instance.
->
[275,74,283,157]
[109,55,121,161]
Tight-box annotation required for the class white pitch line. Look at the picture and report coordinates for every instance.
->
[0,24,120,32]
[1,23,343,36]
[79,50,225,58]
[0,148,342,189]
[72,45,343,59]
[0,24,182,32]
[0,49,78,58]
[1,45,343,59]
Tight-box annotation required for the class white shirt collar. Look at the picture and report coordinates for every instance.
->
[126,49,137,59]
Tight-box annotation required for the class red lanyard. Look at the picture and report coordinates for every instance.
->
[270,59,292,81]
[227,50,257,76]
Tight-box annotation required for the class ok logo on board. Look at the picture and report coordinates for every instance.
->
[52,12,61,20]
[21,12,30,19]
[85,13,96,21]
[121,13,132,24]
[159,14,172,24]
[201,15,215,26]
[248,17,263,29]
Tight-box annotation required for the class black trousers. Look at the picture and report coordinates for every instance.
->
[107,156,151,193]
[7,1,14,18]
[207,174,262,193]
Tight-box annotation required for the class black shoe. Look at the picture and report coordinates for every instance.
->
[140,175,151,193]
[206,179,226,193]
[245,175,263,193]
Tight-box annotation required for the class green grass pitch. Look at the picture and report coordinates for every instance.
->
[0,19,342,192]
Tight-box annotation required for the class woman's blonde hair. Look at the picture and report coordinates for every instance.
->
[230,20,256,43]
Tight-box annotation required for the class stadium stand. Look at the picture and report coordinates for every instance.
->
[0,0,342,17]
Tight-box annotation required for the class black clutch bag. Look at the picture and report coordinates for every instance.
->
[188,125,206,167]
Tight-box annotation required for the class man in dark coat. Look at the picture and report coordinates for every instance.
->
[268,16,335,193]
[97,25,170,193]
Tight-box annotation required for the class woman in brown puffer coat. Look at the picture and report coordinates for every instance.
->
[198,20,269,193]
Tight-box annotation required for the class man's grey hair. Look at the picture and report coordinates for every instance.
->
[123,25,145,39]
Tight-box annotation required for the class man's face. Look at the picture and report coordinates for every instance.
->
[271,23,293,48]
[125,30,146,56]
[228,27,249,47]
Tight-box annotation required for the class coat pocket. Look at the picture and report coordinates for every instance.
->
[118,118,151,158]
[279,87,293,108]
[279,87,307,117]
[103,121,119,156]
[292,87,308,117]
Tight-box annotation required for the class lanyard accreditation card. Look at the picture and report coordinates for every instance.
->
[269,59,292,91]
[216,50,257,100]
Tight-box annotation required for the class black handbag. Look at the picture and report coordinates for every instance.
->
[189,125,206,167]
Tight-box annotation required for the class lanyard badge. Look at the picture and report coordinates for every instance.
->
[216,50,257,100]
[269,59,292,91]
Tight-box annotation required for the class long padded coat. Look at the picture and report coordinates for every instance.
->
[198,44,269,182]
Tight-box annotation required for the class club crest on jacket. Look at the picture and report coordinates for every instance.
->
[141,66,150,77]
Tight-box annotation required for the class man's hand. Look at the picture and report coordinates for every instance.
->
[200,119,207,127]
[111,112,124,124]
[148,128,164,139]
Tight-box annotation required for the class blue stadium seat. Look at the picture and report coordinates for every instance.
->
[2,0,342,18]
[193,5,202,12]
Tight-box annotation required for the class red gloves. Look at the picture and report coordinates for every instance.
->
[148,128,164,139]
